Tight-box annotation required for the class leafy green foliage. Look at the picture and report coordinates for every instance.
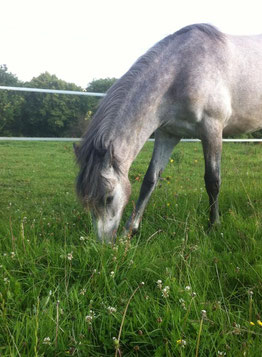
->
[0,141,262,356]
[0,65,25,136]
[0,65,117,137]
[20,72,90,137]
[85,77,117,119]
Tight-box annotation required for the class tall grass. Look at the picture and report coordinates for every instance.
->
[0,141,262,356]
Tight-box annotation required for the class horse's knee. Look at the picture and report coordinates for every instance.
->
[142,166,161,190]
[143,174,156,189]
[204,171,220,197]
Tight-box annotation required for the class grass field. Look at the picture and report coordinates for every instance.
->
[0,140,262,356]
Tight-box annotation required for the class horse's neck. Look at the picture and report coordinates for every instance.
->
[108,58,176,172]
[113,111,159,173]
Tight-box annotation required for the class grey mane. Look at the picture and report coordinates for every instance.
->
[76,23,224,205]
[175,23,225,43]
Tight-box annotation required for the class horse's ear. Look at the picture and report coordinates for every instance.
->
[73,142,79,158]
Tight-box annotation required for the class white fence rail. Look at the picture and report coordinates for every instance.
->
[0,86,262,142]
[0,86,105,97]
[1,137,262,142]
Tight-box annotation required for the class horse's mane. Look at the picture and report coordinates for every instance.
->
[175,23,225,43]
[75,24,224,205]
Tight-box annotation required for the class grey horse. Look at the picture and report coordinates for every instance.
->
[75,23,262,242]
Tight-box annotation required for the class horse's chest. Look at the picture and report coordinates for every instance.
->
[159,102,202,138]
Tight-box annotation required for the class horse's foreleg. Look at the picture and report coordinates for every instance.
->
[202,130,222,226]
[125,132,180,235]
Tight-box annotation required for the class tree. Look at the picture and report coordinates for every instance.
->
[21,72,90,137]
[0,65,25,136]
[86,78,117,93]
[85,77,117,118]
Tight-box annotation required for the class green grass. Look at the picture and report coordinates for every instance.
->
[0,140,262,356]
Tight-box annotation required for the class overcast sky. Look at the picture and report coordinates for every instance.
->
[2,0,262,89]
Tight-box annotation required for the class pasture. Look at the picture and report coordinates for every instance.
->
[0,140,262,356]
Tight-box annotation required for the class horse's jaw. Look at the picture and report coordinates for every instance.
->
[93,216,118,243]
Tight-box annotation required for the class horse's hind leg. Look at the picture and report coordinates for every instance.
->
[125,131,180,235]
[201,127,222,226]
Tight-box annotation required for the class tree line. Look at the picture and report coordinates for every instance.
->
[1,64,262,138]
[0,64,116,137]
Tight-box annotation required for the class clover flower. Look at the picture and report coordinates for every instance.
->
[80,288,86,295]
[85,310,95,325]
[156,280,162,290]
[201,310,207,319]
[162,286,170,298]
[179,298,186,310]
[248,289,254,297]
[107,306,117,314]
[43,337,51,345]
[67,252,73,261]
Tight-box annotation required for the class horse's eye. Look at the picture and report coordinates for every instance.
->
[106,196,114,205]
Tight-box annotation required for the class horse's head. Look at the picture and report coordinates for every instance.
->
[74,142,131,243]
[91,165,131,242]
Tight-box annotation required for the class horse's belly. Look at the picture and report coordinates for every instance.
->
[223,113,262,136]
[162,117,200,138]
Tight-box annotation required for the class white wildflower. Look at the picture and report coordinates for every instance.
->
[179,298,186,310]
[80,288,86,295]
[85,310,95,324]
[162,286,170,298]
[67,252,73,261]
[248,289,254,296]
[201,310,207,319]
[43,337,51,345]
[107,306,117,314]
[156,280,162,290]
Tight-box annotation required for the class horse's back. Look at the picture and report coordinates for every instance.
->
[160,28,262,137]
[223,35,262,135]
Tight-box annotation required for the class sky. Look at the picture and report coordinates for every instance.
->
[2,0,262,89]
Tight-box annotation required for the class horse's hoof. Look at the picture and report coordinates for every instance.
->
[207,220,221,233]
[123,226,138,238]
